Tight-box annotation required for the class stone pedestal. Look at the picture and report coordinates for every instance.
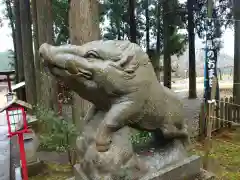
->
[72,155,215,180]
[68,113,215,180]
[23,121,44,177]
[24,130,39,164]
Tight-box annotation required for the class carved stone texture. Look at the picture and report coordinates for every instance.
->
[39,40,195,180]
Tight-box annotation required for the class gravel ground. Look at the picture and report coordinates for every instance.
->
[176,91,204,137]
[176,87,233,137]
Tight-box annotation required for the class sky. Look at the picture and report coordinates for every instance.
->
[0,1,235,56]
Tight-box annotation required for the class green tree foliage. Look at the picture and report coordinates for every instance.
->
[102,0,187,57]
[35,106,78,165]
[152,0,187,56]
[193,0,233,50]
[146,0,187,70]
[4,0,232,56]
[160,0,187,56]
[52,0,70,45]
[103,0,144,43]
[4,0,234,74]
[7,0,219,59]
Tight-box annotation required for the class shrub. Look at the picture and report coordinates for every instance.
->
[34,106,79,166]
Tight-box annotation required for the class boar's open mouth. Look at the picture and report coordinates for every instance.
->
[43,60,92,79]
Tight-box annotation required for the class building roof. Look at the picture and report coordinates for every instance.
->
[0,94,32,113]
[0,51,14,72]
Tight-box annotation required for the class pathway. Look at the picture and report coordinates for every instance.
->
[0,90,10,180]
[173,78,233,137]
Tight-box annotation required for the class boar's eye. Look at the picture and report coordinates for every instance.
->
[84,50,102,59]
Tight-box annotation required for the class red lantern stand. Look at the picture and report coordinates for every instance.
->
[3,94,31,180]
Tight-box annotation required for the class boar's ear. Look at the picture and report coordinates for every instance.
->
[117,55,140,74]
[117,55,134,68]
[109,55,138,74]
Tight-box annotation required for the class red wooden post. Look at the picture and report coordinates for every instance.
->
[6,74,12,92]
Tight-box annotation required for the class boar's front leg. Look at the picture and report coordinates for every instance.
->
[95,99,141,152]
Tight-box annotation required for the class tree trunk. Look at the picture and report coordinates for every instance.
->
[31,0,41,102]
[155,0,161,82]
[187,0,197,99]
[5,0,20,90]
[69,0,100,131]
[116,1,121,40]
[19,0,37,105]
[163,1,171,88]
[233,0,240,104]
[129,0,137,43]
[13,0,25,100]
[117,27,121,40]
[116,19,121,40]
[145,0,150,52]
[36,0,58,111]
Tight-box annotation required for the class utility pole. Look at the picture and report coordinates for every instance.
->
[233,0,240,104]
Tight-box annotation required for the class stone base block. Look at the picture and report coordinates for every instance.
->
[72,155,215,180]
[140,155,201,180]
[68,171,215,180]
[24,130,39,164]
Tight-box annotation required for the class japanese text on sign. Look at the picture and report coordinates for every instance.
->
[206,40,215,88]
